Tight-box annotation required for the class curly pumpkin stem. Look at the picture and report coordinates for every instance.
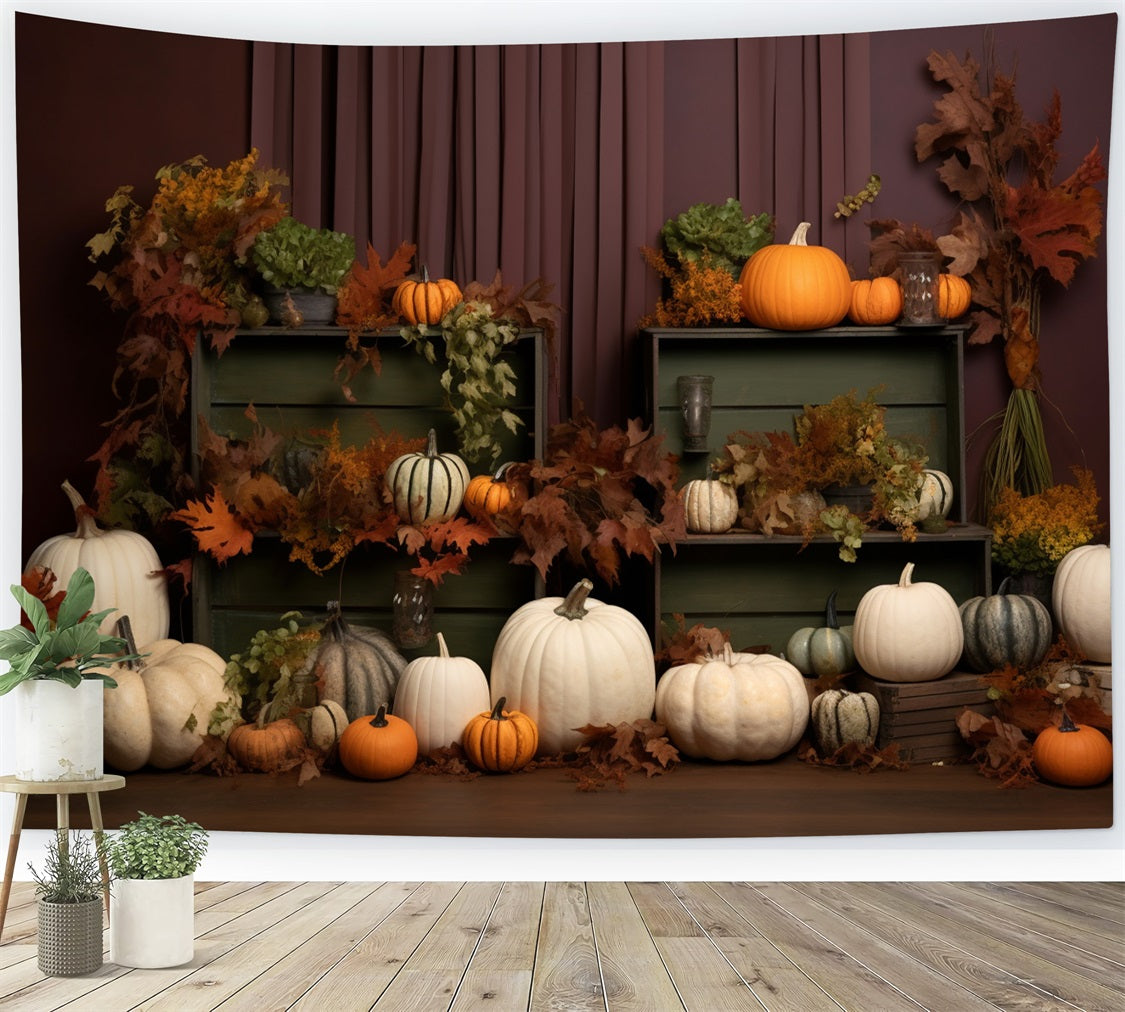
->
[489,697,509,721]
[61,479,103,539]
[554,579,594,621]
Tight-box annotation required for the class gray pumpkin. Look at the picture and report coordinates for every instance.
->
[811,688,880,754]
[316,604,408,722]
[958,578,1053,673]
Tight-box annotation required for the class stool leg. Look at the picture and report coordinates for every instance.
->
[86,794,111,921]
[56,794,70,858]
[0,793,29,942]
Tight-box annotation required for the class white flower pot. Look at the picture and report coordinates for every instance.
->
[12,679,104,781]
[110,875,195,968]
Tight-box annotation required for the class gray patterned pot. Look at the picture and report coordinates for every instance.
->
[37,898,103,976]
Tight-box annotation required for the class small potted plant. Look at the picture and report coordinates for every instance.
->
[250,216,357,325]
[106,812,209,968]
[28,831,107,977]
[0,567,142,781]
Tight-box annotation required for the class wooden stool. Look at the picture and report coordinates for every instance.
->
[0,774,126,939]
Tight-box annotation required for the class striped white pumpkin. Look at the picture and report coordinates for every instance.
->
[959,578,1053,673]
[683,475,739,533]
[914,468,954,521]
[810,688,880,753]
[385,428,471,524]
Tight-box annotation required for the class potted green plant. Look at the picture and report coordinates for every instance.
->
[106,812,209,968]
[28,830,107,976]
[250,216,357,325]
[0,567,142,781]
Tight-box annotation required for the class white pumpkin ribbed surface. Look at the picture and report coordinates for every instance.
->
[489,580,656,755]
[1052,543,1111,663]
[654,649,808,761]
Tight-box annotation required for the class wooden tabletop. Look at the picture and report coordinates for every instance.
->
[0,774,126,796]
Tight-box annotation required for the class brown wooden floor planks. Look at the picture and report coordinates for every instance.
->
[0,880,1121,1010]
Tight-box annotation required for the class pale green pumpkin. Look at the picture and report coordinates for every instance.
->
[785,591,856,678]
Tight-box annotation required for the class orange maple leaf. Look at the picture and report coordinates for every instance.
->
[171,488,254,563]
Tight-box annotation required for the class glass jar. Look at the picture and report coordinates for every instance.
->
[898,252,942,325]
[392,571,434,648]
[677,374,715,453]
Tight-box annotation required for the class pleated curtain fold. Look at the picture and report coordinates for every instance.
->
[250,34,869,426]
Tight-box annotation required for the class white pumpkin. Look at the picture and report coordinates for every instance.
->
[683,475,739,534]
[489,579,656,755]
[26,480,170,648]
[654,644,808,761]
[102,622,236,772]
[852,562,963,683]
[296,699,350,752]
[913,469,954,522]
[393,632,491,755]
[384,428,471,524]
[1052,544,1111,663]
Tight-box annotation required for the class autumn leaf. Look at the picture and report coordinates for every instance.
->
[171,487,254,563]
[20,566,67,629]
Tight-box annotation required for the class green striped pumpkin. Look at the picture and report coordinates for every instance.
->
[810,688,880,753]
[385,428,471,524]
[958,578,1053,673]
[785,590,856,678]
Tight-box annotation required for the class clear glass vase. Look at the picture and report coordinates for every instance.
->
[898,252,942,325]
[392,571,434,648]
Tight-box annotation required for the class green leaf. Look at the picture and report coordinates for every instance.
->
[55,568,96,629]
[0,626,37,659]
[11,585,49,636]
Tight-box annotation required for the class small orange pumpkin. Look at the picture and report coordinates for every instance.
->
[848,277,903,325]
[463,463,522,528]
[937,273,972,319]
[393,267,462,325]
[739,222,852,331]
[1032,709,1113,787]
[226,714,306,772]
[462,697,539,772]
[338,704,419,780]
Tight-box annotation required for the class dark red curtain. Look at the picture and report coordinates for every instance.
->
[250,35,869,426]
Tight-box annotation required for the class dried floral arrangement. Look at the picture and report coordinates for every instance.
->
[172,413,494,585]
[502,405,686,586]
[712,389,928,561]
[87,150,289,533]
[988,467,1102,577]
[870,46,1106,511]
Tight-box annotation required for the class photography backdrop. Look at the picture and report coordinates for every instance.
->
[2,0,1121,881]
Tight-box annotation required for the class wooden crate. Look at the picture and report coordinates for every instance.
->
[853,670,995,763]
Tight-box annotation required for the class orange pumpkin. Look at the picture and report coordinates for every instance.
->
[226,714,306,772]
[739,222,851,331]
[462,697,539,772]
[338,704,419,780]
[848,277,903,325]
[938,273,972,319]
[463,463,521,528]
[393,267,462,325]
[1032,710,1112,787]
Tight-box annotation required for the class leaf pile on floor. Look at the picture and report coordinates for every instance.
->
[955,709,1038,788]
[412,743,482,781]
[565,719,680,791]
[796,739,910,773]
[189,733,326,787]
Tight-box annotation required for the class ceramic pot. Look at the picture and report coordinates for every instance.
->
[109,875,195,968]
[37,898,103,976]
[12,679,104,782]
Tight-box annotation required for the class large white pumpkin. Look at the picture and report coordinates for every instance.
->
[102,624,235,772]
[393,632,491,755]
[654,644,808,761]
[489,579,656,755]
[852,562,963,683]
[27,480,170,648]
[1052,544,1111,663]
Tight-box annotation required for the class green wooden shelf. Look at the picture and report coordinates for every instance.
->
[641,325,991,654]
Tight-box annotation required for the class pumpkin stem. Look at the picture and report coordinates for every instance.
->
[425,428,439,458]
[997,577,1013,596]
[721,641,734,664]
[554,579,594,620]
[436,632,449,658]
[492,461,514,481]
[1057,708,1078,733]
[114,616,144,671]
[489,697,508,721]
[788,222,812,247]
[824,590,840,630]
[371,704,390,728]
[898,562,916,588]
[61,479,102,539]
[421,265,431,283]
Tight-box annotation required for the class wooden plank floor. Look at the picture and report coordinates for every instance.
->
[0,881,1122,1010]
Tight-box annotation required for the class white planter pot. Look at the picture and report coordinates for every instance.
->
[110,875,195,968]
[11,679,104,781]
